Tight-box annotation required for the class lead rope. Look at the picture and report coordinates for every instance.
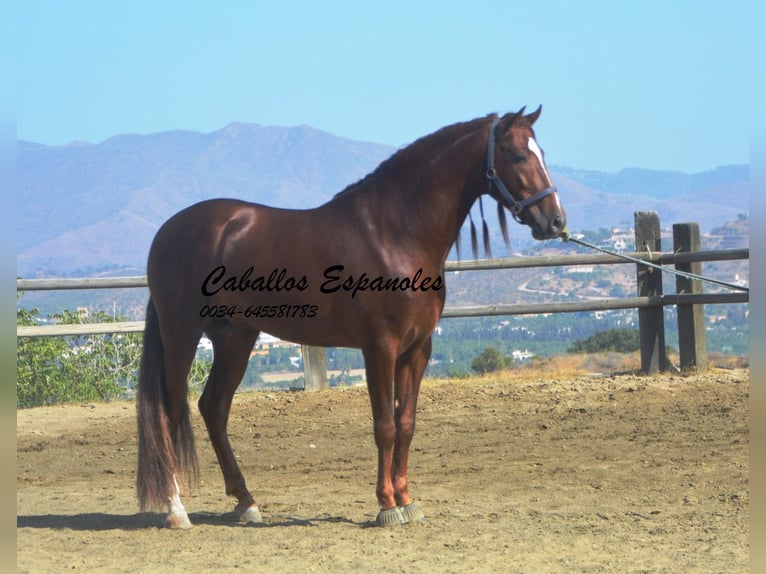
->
[560,230,749,293]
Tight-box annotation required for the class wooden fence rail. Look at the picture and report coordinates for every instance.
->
[17,215,749,381]
[16,249,748,292]
[15,292,748,338]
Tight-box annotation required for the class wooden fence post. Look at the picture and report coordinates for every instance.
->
[302,345,328,391]
[673,223,708,370]
[634,211,667,374]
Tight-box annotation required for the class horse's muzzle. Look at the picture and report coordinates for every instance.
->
[532,213,566,240]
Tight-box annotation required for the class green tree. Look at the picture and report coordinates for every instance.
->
[17,307,212,408]
[567,329,640,354]
[17,308,141,407]
[17,308,70,407]
[471,347,508,374]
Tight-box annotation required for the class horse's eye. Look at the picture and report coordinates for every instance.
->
[512,153,528,164]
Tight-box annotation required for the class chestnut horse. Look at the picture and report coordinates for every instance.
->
[137,106,566,528]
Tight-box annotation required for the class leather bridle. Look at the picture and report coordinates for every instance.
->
[485,117,558,223]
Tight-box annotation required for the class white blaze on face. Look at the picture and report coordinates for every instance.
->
[528,137,553,187]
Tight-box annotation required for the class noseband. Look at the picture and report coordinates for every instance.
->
[485,117,558,223]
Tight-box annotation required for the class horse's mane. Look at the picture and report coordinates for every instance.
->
[332,112,510,259]
[333,114,495,199]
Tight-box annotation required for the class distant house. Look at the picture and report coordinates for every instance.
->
[257,333,299,349]
[511,349,535,361]
[563,265,595,274]
[609,227,633,252]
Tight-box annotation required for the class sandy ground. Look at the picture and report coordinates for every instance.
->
[17,369,749,573]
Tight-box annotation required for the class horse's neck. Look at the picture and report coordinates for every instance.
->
[326,120,489,267]
[391,124,489,262]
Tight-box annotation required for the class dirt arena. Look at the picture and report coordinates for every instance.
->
[17,369,749,573]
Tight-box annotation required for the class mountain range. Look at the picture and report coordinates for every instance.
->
[17,122,750,278]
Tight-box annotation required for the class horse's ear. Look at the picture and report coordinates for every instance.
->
[524,105,543,126]
[498,106,527,133]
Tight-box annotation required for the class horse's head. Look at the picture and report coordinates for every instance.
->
[485,106,566,240]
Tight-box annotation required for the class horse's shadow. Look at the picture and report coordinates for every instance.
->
[17,512,367,531]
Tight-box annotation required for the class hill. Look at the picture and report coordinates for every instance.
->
[18,123,394,276]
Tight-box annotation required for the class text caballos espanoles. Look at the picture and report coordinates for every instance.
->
[201,265,444,299]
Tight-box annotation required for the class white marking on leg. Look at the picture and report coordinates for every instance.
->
[239,505,263,524]
[528,137,554,187]
[168,476,186,515]
[165,475,192,529]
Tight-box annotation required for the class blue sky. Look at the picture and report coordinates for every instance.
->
[16,1,755,173]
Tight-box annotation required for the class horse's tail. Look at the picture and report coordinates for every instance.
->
[136,298,198,511]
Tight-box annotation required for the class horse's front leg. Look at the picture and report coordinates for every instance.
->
[391,337,431,524]
[362,343,404,526]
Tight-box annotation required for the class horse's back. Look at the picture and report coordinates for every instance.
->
[154,198,258,239]
[149,198,276,263]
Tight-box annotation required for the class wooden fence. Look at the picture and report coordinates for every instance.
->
[17,214,749,384]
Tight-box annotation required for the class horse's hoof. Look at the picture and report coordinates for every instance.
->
[376,506,406,527]
[400,503,426,523]
[164,511,193,530]
[238,504,263,524]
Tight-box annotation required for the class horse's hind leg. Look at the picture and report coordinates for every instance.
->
[160,328,202,529]
[198,327,261,523]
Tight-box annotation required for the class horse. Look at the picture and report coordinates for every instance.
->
[136,106,566,529]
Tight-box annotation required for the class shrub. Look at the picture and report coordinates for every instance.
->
[567,329,640,354]
[471,347,508,374]
[17,308,212,408]
[17,308,142,407]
